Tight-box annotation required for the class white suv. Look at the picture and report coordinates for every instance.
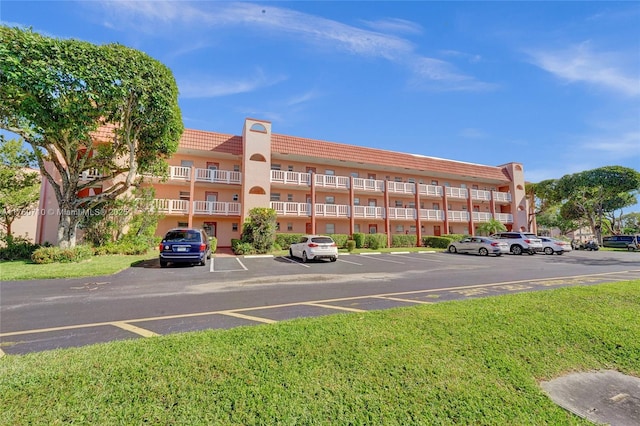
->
[492,232,543,255]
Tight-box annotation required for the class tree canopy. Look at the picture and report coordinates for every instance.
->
[530,166,640,242]
[0,26,183,247]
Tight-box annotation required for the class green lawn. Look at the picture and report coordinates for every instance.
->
[0,251,158,281]
[1,281,638,424]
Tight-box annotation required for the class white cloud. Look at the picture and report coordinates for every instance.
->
[527,41,640,97]
[178,69,287,98]
[360,18,423,35]
[459,128,488,139]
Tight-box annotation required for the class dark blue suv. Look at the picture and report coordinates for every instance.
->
[159,228,211,268]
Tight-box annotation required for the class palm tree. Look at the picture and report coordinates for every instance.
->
[476,219,507,236]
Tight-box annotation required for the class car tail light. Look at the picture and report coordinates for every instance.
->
[524,239,531,243]
[199,243,206,252]
[331,243,337,247]
[308,243,318,247]
[491,242,499,247]
[159,243,164,251]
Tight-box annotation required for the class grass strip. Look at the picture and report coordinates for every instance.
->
[1,281,638,424]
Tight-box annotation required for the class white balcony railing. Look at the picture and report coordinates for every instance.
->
[315,204,350,217]
[79,168,103,181]
[470,189,491,201]
[493,191,512,203]
[195,169,241,184]
[270,202,311,216]
[418,184,443,197]
[445,187,468,199]
[352,178,385,192]
[169,166,191,180]
[447,210,470,222]
[153,199,189,214]
[495,213,514,223]
[193,201,241,216]
[419,209,445,221]
[472,212,493,222]
[270,170,311,186]
[352,206,385,219]
[314,174,350,189]
[387,181,415,194]
[387,207,416,220]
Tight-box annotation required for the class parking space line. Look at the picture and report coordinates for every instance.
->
[112,322,159,337]
[279,256,311,268]
[337,258,363,265]
[218,311,276,324]
[304,303,366,313]
[373,296,433,304]
[235,258,248,270]
[362,256,405,264]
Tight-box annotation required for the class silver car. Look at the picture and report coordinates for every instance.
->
[447,237,509,257]
[289,235,339,262]
[540,237,572,255]
[492,232,543,255]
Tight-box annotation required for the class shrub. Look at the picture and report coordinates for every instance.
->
[346,240,356,252]
[275,233,303,249]
[0,236,41,260]
[391,234,417,248]
[422,236,453,249]
[233,242,256,255]
[329,234,349,248]
[31,245,94,264]
[365,233,388,250]
[209,236,217,254]
[241,208,277,254]
[352,233,365,249]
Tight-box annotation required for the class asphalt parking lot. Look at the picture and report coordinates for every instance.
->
[1,250,640,355]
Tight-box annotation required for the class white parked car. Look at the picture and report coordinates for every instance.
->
[491,232,543,255]
[289,235,338,262]
[447,237,509,257]
[539,237,572,255]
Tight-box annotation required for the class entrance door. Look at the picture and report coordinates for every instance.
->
[369,224,377,234]
[434,225,441,236]
[203,222,216,238]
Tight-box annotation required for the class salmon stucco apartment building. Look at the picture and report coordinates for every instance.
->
[35,118,530,248]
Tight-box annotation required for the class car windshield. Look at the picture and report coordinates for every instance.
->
[164,230,201,242]
[311,237,334,244]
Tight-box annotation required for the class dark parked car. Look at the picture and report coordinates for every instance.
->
[159,228,211,267]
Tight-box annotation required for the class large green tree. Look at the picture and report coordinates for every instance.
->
[0,136,40,239]
[0,26,183,248]
[552,166,640,243]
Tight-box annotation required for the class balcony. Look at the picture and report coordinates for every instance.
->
[195,169,241,184]
[493,191,512,203]
[270,202,311,216]
[387,207,416,220]
[79,168,103,181]
[153,199,189,214]
[446,187,468,199]
[352,177,385,192]
[193,201,241,216]
[448,210,470,222]
[270,170,311,186]
[352,206,385,219]
[472,212,493,222]
[419,209,445,221]
[315,203,350,217]
[314,174,350,190]
[169,166,191,181]
[418,184,443,197]
[387,181,415,195]
[495,213,514,223]
[470,189,491,201]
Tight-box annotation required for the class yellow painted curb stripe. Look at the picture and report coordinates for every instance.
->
[112,322,159,337]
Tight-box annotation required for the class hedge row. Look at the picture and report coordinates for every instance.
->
[31,245,94,264]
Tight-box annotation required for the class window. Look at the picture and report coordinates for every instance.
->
[460,184,467,189]
[354,224,361,233]
[431,180,438,186]
[271,164,281,171]
[353,197,360,206]
[287,194,294,202]
[394,177,402,182]
[232,223,238,232]
[410,225,416,233]
[326,223,335,234]
[270,193,281,202]
[232,194,239,201]
[444,182,451,187]
[287,223,293,231]
[288,165,294,171]
[179,191,190,201]
[325,196,335,204]
[233,165,240,172]
[395,200,403,207]
[178,222,188,227]
[207,162,218,171]
[180,160,193,167]
[351,172,359,178]
[433,203,440,210]
[472,185,479,190]
[396,225,404,233]
[407,202,415,208]
[368,199,377,207]
[408,178,415,184]
[325,169,335,175]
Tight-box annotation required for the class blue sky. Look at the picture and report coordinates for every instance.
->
[2,1,639,210]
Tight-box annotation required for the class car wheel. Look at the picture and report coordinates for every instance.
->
[511,245,523,255]
[479,247,489,256]
[302,251,308,263]
[495,253,502,257]
[544,247,554,255]
[289,248,294,258]
[448,246,457,254]
[330,257,337,262]
[160,260,168,268]
[557,251,564,255]
[199,258,206,266]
